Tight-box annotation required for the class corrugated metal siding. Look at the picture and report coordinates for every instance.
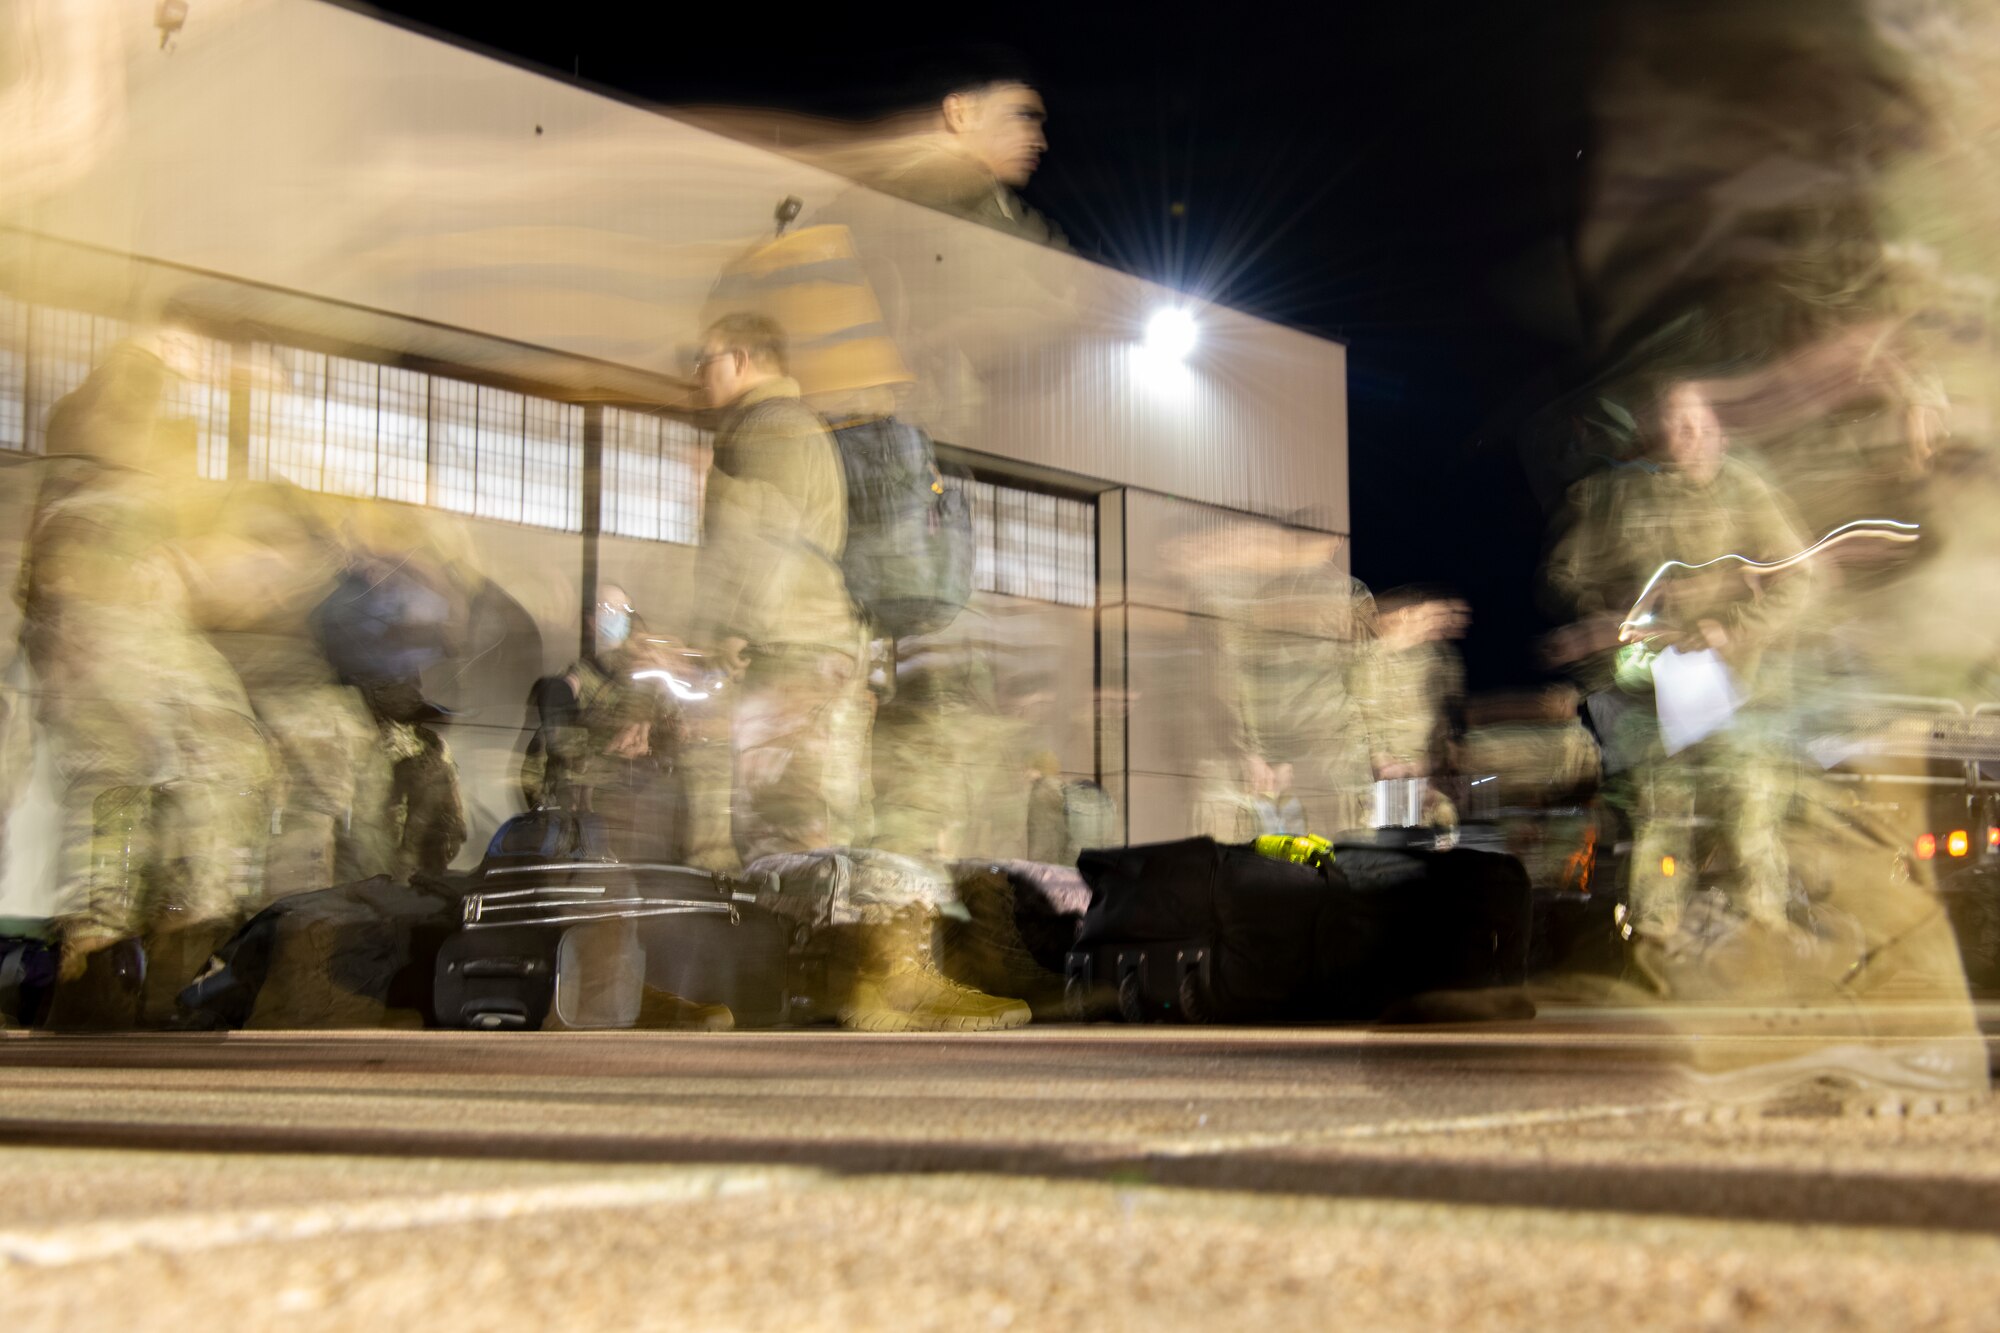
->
[1122,490,1352,618]
[970,321,1347,526]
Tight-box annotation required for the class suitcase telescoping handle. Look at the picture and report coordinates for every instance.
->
[477,866,760,905]
[474,884,618,903]
[461,895,740,928]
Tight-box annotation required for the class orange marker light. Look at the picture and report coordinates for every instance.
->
[1988,826,1998,850]
[1915,833,1937,861]
[1948,830,1970,858]
[1660,855,1677,878]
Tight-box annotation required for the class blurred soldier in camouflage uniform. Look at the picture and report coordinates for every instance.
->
[17,335,270,980]
[184,480,383,895]
[692,317,872,865]
[1205,523,1378,840]
[696,313,1024,1030]
[1356,587,1470,833]
[1547,379,1811,941]
[522,586,680,863]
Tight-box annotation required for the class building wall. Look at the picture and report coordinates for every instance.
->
[0,0,1353,913]
[7,0,1347,528]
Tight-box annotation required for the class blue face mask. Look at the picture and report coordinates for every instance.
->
[597,608,631,650]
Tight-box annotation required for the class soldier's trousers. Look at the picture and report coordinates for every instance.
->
[1626,723,1795,934]
[731,645,871,865]
[44,697,269,943]
[871,697,1020,861]
[251,683,384,894]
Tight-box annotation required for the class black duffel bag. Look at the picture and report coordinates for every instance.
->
[176,875,462,1030]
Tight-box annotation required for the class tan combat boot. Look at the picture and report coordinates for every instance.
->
[1667,902,1989,1116]
[836,909,1031,1033]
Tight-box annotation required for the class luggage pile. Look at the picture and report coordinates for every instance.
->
[172,808,794,1033]
[3,812,1541,1032]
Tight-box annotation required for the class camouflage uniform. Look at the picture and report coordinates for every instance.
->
[870,616,1024,862]
[869,139,1067,248]
[18,347,269,949]
[1353,632,1466,831]
[381,719,466,879]
[1547,453,1810,933]
[1209,561,1378,839]
[1356,639,1463,779]
[743,845,960,932]
[189,481,385,895]
[522,651,678,863]
[1024,770,1069,865]
[696,377,871,866]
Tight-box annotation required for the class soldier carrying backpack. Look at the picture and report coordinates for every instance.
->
[704,221,974,644]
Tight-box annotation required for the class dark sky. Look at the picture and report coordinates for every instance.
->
[363,0,1611,690]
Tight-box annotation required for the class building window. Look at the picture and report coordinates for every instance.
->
[0,295,230,472]
[247,342,582,531]
[603,407,707,545]
[178,335,233,481]
[954,477,1096,608]
[0,296,1110,605]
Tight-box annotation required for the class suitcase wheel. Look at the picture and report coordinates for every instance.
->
[1116,968,1148,1024]
[1177,969,1215,1025]
[1062,974,1091,1023]
[1062,952,1095,1023]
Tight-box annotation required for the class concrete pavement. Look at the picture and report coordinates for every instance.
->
[5,1021,2000,1329]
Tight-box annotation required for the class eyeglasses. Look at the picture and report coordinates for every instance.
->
[693,348,740,373]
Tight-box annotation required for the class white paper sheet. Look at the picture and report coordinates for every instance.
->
[1651,645,1742,756]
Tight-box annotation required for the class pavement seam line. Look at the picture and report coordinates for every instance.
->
[0,1167,822,1270]
[1137,1099,1694,1156]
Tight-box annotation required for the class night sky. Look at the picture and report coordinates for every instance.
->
[362,0,1612,690]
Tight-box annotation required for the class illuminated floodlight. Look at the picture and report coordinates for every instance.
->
[1145,307,1199,361]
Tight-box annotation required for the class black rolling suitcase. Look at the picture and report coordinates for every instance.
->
[1325,842,1533,1001]
[635,871,793,1027]
[437,860,792,1030]
[1066,837,1331,1023]
[1066,837,1535,1025]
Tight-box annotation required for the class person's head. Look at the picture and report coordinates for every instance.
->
[1655,379,1726,484]
[1376,585,1470,646]
[930,53,1047,188]
[697,313,788,409]
[596,583,634,653]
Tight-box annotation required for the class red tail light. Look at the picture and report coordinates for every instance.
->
[1915,833,1937,860]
